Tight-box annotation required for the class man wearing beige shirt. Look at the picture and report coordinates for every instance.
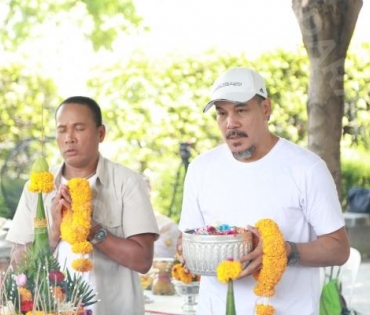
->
[7,96,159,314]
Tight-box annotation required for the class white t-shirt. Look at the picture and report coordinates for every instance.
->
[179,138,345,315]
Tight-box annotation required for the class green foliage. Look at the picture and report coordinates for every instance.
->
[3,249,97,312]
[88,45,370,219]
[5,248,62,312]
[0,63,60,219]
[258,48,310,145]
[0,0,143,51]
[0,190,12,219]
[65,269,97,307]
[0,137,59,220]
[341,148,370,208]
[0,10,368,221]
[88,49,312,219]
[343,42,370,149]
[0,65,57,144]
[85,0,144,50]
[16,247,60,283]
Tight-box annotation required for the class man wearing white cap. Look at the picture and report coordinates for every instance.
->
[178,68,350,314]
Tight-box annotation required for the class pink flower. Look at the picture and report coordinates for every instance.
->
[14,273,27,287]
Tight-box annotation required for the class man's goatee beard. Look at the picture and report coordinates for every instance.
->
[232,145,255,160]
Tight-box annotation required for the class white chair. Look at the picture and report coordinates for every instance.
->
[321,247,362,310]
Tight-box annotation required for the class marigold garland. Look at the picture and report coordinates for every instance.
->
[60,178,93,272]
[255,304,275,315]
[253,219,287,315]
[72,241,93,254]
[71,258,93,272]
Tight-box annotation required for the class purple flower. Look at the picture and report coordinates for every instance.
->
[14,273,27,286]
[49,270,65,283]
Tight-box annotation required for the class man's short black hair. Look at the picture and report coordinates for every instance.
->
[56,96,103,126]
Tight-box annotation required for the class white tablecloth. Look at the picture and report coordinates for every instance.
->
[144,290,198,315]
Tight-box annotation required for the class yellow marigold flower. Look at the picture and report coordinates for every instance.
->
[28,171,54,193]
[179,268,193,284]
[68,178,91,202]
[72,241,93,254]
[171,263,196,284]
[216,260,242,284]
[256,304,275,315]
[253,219,287,314]
[28,157,54,193]
[60,209,73,242]
[61,178,93,272]
[171,263,182,279]
[72,258,93,272]
[18,287,32,302]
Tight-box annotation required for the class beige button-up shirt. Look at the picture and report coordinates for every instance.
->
[7,154,159,314]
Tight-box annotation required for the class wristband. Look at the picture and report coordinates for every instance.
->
[287,241,300,266]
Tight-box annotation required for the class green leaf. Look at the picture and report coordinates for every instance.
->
[30,156,49,173]
[226,280,236,315]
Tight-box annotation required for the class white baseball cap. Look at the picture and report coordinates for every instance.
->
[203,67,268,112]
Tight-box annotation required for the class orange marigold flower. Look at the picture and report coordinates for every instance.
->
[18,287,32,302]
[255,303,275,315]
[179,267,193,284]
[52,286,66,302]
[72,258,93,272]
[171,263,182,279]
[72,241,93,254]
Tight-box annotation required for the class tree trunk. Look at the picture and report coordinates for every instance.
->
[292,0,362,200]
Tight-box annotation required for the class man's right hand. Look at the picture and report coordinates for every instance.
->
[50,184,72,250]
[176,231,185,263]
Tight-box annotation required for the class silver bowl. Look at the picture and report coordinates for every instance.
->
[172,280,200,296]
[182,230,253,276]
[172,280,200,312]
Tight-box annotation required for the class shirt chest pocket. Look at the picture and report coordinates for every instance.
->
[92,191,125,238]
